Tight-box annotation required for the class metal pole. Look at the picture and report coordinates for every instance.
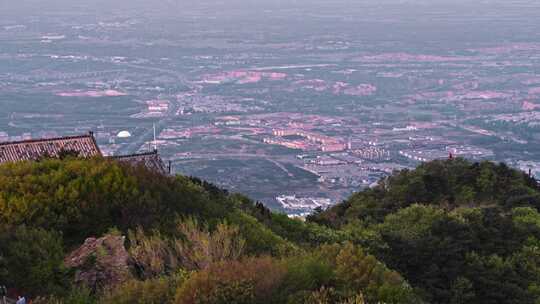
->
[153,123,157,151]
[1,285,6,304]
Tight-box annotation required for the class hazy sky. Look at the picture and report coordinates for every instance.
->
[2,0,540,13]
[2,0,540,45]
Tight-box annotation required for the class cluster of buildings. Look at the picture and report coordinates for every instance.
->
[176,93,263,114]
[0,131,59,143]
[516,161,540,180]
[159,125,220,139]
[131,99,170,118]
[276,195,332,217]
[351,146,391,160]
[399,145,494,162]
[292,79,377,97]
[267,129,348,152]
[200,70,287,85]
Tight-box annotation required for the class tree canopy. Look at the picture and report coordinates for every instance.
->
[2,157,540,303]
[309,158,540,303]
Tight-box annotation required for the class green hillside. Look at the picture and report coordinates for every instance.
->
[0,158,412,304]
[1,157,540,303]
[309,158,540,303]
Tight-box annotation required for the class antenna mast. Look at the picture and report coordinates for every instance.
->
[153,123,157,151]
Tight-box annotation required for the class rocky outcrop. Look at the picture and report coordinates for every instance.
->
[64,234,132,291]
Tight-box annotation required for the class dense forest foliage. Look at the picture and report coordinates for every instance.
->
[1,157,539,303]
[309,158,540,303]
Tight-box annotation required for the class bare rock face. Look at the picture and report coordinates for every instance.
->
[64,234,132,291]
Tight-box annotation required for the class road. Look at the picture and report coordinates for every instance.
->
[115,63,194,155]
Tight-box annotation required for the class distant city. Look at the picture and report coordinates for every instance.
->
[1,0,540,215]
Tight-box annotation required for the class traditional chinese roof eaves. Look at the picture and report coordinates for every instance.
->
[0,132,168,175]
[0,133,102,164]
[112,150,168,174]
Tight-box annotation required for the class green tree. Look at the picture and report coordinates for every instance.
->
[0,226,68,296]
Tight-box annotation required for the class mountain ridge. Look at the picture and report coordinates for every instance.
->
[1,157,540,303]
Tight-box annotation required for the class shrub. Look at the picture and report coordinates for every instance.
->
[128,228,177,279]
[0,226,68,296]
[173,218,246,270]
[305,288,367,304]
[226,210,297,256]
[335,243,408,300]
[174,257,286,304]
[0,158,234,245]
[101,274,186,304]
[279,253,335,301]
[32,287,95,304]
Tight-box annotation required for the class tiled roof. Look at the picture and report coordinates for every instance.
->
[0,132,169,175]
[0,133,101,164]
[113,150,168,174]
